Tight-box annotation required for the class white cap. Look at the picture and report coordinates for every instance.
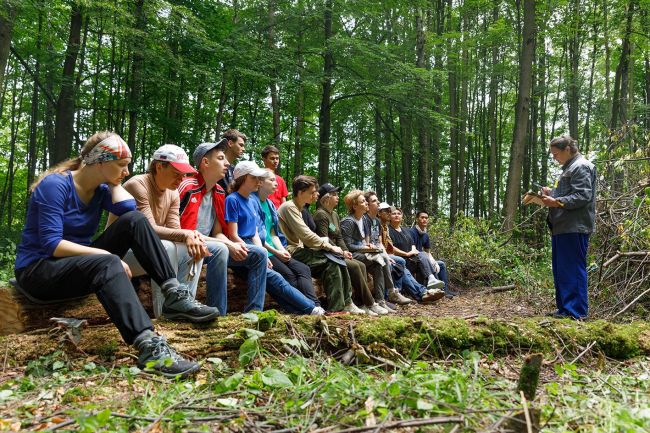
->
[152,144,197,174]
[233,160,267,179]
[378,202,391,210]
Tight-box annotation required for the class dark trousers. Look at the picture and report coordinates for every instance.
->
[15,211,176,344]
[552,233,589,319]
[269,255,320,307]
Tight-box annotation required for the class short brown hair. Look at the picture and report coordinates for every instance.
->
[261,145,280,158]
[292,175,318,196]
[221,129,247,143]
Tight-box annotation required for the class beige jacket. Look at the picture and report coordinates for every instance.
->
[277,200,336,254]
[123,173,188,243]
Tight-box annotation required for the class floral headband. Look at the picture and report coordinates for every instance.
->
[82,134,132,165]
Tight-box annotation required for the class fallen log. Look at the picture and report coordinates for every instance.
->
[479,284,516,294]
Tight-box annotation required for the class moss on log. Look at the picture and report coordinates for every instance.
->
[2,314,649,367]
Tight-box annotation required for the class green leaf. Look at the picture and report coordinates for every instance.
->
[387,382,401,397]
[242,312,259,323]
[239,337,260,366]
[242,328,265,339]
[261,368,293,388]
[52,360,65,371]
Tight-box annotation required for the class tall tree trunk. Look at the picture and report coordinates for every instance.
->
[268,0,280,144]
[53,2,83,165]
[502,0,536,231]
[318,0,334,184]
[415,9,431,213]
[91,16,104,132]
[374,109,383,198]
[566,0,581,141]
[609,0,635,135]
[584,4,599,155]
[431,0,445,215]
[458,13,470,215]
[0,0,16,90]
[127,0,145,154]
[27,9,43,191]
[447,0,459,225]
[399,112,413,216]
[384,109,394,205]
[488,1,499,219]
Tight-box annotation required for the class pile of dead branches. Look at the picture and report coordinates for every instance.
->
[589,163,650,319]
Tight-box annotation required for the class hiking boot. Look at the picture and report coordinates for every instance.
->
[378,300,397,313]
[444,288,459,298]
[162,285,219,323]
[370,303,389,315]
[135,334,200,378]
[388,290,414,305]
[427,275,445,290]
[343,302,365,314]
[421,289,445,303]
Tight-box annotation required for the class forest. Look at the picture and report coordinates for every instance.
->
[0,0,650,432]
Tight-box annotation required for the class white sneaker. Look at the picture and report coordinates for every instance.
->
[310,306,326,316]
[343,302,365,314]
[427,275,445,290]
[361,306,379,316]
[370,303,389,315]
[378,300,397,313]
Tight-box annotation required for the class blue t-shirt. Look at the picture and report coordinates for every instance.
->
[15,172,136,270]
[225,191,259,239]
[408,227,431,252]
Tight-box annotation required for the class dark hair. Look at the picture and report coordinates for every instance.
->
[228,175,248,194]
[550,135,579,155]
[261,145,280,158]
[221,129,247,143]
[416,210,429,218]
[292,175,318,196]
[364,190,377,202]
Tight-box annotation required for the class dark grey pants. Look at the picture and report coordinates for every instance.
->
[15,211,175,344]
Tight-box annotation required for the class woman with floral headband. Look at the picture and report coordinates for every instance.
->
[14,131,217,378]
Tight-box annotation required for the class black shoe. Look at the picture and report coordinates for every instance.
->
[545,311,568,319]
[136,335,200,378]
[162,285,219,323]
[444,288,459,298]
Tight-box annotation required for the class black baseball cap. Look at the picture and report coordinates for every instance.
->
[318,183,341,198]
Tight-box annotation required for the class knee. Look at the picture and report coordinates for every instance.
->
[94,254,126,281]
[248,245,267,262]
[121,210,146,225]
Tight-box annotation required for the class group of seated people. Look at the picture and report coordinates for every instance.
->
[13,129,454,378]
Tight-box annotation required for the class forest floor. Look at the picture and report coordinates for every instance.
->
[1,282,649,432]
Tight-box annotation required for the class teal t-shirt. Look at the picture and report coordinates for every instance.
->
[260,199,275,257]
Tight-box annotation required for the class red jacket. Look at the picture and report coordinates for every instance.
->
[178,172,229,237]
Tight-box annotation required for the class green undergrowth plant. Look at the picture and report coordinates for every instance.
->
[428,216,553,297]
[2,348,648,432]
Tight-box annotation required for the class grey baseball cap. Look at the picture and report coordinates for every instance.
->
[192,138,228,167]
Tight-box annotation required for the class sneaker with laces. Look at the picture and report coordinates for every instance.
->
[427,275,445,290]
[422,289,445,303]
[370,303,389,315]
[388,290,414,305]
[162,285,219,323]
[343,302,365,314]
[361,306,379,316]
[135,334,200,378]
[310,306,326,315]
[378,300,396,313]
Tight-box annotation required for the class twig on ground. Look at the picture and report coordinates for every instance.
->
[479,284,516,294]
[316,416,464,433]
[570,341,597,364]
[612,287,650,318]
